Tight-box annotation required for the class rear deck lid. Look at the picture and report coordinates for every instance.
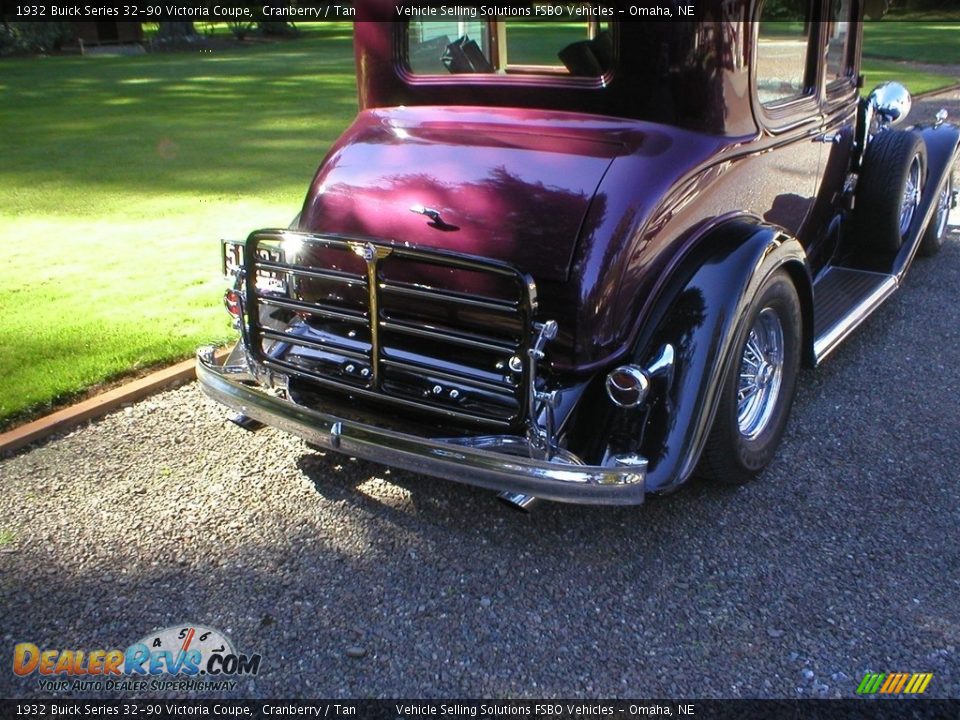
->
[301,107,625,282]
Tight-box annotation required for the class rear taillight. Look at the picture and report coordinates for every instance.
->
[224,289,242,318]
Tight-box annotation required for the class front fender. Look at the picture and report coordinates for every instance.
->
[911,120,960,240]
[616,219,811,492]
[912,120,959,193]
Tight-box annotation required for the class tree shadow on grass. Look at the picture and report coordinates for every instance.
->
[0,34,360,199]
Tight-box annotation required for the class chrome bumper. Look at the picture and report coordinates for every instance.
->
[196,350,646,505]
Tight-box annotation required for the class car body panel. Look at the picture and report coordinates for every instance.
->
[301,106,623,282]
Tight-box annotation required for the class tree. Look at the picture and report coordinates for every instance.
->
[156,22,197,40]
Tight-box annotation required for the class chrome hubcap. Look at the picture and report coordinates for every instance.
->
[899,156,922,237]
[737,308,784,439]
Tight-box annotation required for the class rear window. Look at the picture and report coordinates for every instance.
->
[406,16,614,77]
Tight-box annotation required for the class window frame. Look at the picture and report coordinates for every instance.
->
[752,0,823,131]
[398,18,617,88]
[824,0,860,100]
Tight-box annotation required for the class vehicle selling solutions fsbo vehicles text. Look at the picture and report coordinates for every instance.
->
[393,4,692,17]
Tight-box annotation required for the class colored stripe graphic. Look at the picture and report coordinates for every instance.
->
[857,673,885,694]
[904,673,933,694]
[880,673,902,693]
[857,672,932,695]
[880,673,910,695]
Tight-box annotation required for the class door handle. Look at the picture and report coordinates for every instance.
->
[815,133,843,144]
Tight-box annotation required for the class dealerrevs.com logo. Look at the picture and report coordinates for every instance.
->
[12,624,261,693]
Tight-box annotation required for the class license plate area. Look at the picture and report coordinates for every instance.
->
[222,238,286,293]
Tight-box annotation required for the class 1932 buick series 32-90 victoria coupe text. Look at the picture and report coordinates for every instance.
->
[197,1,959,508]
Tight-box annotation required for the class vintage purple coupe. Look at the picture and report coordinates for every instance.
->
[198,1,958,508]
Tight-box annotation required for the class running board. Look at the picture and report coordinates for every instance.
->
[813,266,897,364]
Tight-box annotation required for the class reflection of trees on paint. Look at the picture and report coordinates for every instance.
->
[313,164,607,279]
[644,287,708,469]
[626,16,740,133]
[480,166,606,248]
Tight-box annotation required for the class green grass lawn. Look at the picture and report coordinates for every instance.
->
[0,19,956,429]
[861,58,958,95]
[0,23,356,427]
[861,17,960,96]
[863,15,960,65]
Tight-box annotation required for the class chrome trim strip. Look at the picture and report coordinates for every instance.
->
[813,275,897,363]
[379,319,516,354]
[257,295,367,325]
[197,353,646,505]
[380,282,518,313]
[259,328,369,362]
[257,260,366,286]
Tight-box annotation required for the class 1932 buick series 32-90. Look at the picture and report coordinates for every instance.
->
[198,1,958,508]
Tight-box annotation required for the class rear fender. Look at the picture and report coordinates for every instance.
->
[569,218,813,493]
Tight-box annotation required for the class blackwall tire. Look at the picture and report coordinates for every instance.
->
[854,130,926,254]
[700,270,802,486]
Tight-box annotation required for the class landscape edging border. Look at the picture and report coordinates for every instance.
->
[0,347,231,456]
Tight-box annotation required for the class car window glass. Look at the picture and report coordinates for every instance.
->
[407,20,491,74]
[826,0,855,84]
[406,16,612,77]
[756,0,813,106]
[506,20,612,75]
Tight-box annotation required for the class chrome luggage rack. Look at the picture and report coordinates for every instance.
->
[231,230,540,429]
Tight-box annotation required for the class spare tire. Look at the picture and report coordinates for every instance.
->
[854,130,926,254]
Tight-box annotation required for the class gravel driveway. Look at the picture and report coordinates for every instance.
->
[1,93,959,701]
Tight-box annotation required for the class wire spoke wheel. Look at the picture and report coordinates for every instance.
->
[933,179,951,237]
[898,155,922,238]
[736,308,784,439]
[700,270,801,485]
[920,173,954,258]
